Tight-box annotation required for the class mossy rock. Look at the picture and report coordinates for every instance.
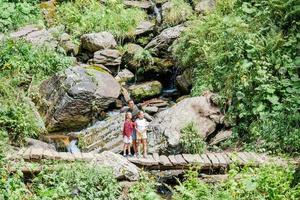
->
[128,81,162,101]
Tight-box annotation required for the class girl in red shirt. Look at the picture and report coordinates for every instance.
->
[122,112,135,157]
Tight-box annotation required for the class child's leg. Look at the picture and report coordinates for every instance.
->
[127,143,131,155]
[142,139,147,157]
[137,139,141,156]
[123,143,127,156]
[132,140,137,155]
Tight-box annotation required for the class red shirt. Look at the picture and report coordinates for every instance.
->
[123,120,135,137]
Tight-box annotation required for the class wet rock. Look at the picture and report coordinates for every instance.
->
[145,25,185,55]
[128,81,163,101]
[123,0,152,10]
[115,69,134,84]
[147,96,224,154]
[176,68,193,93]
[195,0,216,14]
[134,21,155,36]
[37,65,121,132]
[209,130,232,145]
[80,32,117,52]
[94,151,140,181]
[89,49,122,73]
[77,113,125,153]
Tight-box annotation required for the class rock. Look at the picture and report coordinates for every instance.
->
[115,69,134,83]
[176,68,193,93]
[80,32,117,52]
[143,106,159,114]
[134,21,155,36]
[123,0,152,10]
[209,130,232,145]
[145,25,185,55]
[77,113,125,153]
[122,43,143,69]
[147,96,223,154]
[88,49,122,73]
[59,33,78,56]
[128,81,162,101]
[9,25,58,49]
[161,1,192,26]
[26,138,56,151]
[195,0,216,14]
[94,151,140,181]
[37,65,121,132]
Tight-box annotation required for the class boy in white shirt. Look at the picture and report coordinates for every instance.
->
[135,111,149,158]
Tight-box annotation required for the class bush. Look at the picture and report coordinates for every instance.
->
[173,0,300,153]
[180,122,206,154]
[0,39,73,87]
[55,0,146,40]
[173,165,300,200]
[0,0,42,32]
[128,172,161,200]
[31,162,120,199]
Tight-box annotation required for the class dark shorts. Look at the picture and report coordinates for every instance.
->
[131,129,137,140]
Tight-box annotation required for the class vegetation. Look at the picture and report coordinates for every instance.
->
[55,0,146,40]
[162,0,194,27]
[173,0,300,154]
[173,164,300,200]
[180,122,207,154]
[0,0,42,33]
[0,39,73,144]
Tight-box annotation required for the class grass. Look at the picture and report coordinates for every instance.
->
[55,0,147,41]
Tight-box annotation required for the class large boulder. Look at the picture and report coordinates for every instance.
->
[94,151,140,181]
[115,69,135,84]
[145,25,185,55]
[80,32,117,52]
[77,113,125,153]
[9,25,58,49]
[122,43,144,70]
[89,49,122,73]
[147,95,224,154]
[128,81,163,101]
[37,65,121,132]
[133,21,155,36]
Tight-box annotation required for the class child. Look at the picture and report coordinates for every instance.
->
[122,112,135,157]
[135,111,149,158]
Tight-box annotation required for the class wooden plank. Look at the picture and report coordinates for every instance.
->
[221,153,232,165]
[182,154,199,164]
[243,152,259,165]
[30,148,44,160]
[214,153,227,167]
[175,155,187,165]
[206,153,220,167]
[152,153,160,162]
[199,154,212,167]
[23,147,32,160]
[159,155,172,166]
[237,152,249,165]
[248,152,264,164]
[129,155,158,166]
[168,155,178,165]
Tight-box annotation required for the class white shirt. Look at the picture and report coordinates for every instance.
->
[135,118,148,132]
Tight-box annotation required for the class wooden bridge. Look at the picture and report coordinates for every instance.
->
[18,147,292,171]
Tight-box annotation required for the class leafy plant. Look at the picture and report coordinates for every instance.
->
[31,162,120,199]
[173,0,300,154]
[180,122,206,154]
[0,0,42,32]
[55,0,146,40]
[128,172,161,200]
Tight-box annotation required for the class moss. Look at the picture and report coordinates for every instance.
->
[86,65,109,74]
[130,81,162,101]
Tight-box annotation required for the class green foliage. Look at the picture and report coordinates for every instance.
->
[180,122,206,154]
[173,0,300,153]
[162,0,194,27]
[0,0,42,32]
[31,162,120,199]
[173,165,300,200]
[128,172,161,200]
[55,0,146,40]
[133,48,154,67]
